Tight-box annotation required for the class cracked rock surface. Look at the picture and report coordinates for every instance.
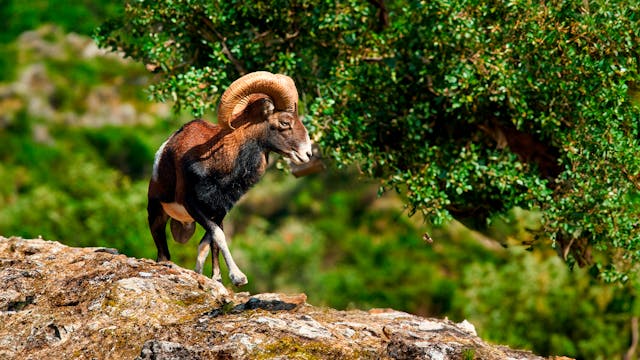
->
[0,236,549,359]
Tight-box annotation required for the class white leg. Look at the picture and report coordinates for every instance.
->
[195,237,210,274]
[212,225,247,286]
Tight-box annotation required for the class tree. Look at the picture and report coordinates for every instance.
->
[96,0,640,282]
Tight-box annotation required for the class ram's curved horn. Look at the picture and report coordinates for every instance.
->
[217,71,298,129]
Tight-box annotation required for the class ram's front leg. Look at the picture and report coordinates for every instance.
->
[210,224,247,286]
[195,236,211,275]
[211,242,222,283]
[187,196,247,286]
[197,236,221,282]
[211,223,223,282]
[192,219,247,286]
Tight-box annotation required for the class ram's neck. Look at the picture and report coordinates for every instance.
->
[220,123,269,185]
[206,121,263,170]
[233,139,269,179]
[202,138,265,213]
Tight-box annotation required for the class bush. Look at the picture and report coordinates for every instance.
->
[458,249,632,359]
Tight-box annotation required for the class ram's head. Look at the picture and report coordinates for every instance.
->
[217,71,312,165]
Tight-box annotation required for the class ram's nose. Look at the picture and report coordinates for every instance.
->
[294,142,313,163]
[299,149,312,163]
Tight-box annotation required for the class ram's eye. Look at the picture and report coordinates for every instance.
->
[278,120,291,129]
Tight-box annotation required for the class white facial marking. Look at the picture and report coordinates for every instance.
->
[291,133,313,164]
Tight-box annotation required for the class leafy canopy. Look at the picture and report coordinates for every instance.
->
[96,0,640,282]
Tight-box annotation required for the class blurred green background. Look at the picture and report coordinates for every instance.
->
[0,1,637,359]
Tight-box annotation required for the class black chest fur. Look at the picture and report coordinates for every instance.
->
[187,141,266,221]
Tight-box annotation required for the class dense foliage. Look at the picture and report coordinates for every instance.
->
[0,0,121,44]
[96,0,640,282]
[1,1,640,358]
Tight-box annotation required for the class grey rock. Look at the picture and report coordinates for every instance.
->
[136,340,202,360]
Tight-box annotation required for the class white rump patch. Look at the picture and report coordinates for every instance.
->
[152,138,170,181]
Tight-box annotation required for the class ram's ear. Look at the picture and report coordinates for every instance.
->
[261,98,275,119]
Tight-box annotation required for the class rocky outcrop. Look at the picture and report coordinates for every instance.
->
[0,236,549,359]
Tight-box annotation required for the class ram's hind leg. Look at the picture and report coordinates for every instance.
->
[148,198,170,262]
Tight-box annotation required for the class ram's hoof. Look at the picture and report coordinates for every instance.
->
[230,272,248,287]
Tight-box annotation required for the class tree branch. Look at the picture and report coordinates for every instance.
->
[367,0,389,31]
[199,15,247,75]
